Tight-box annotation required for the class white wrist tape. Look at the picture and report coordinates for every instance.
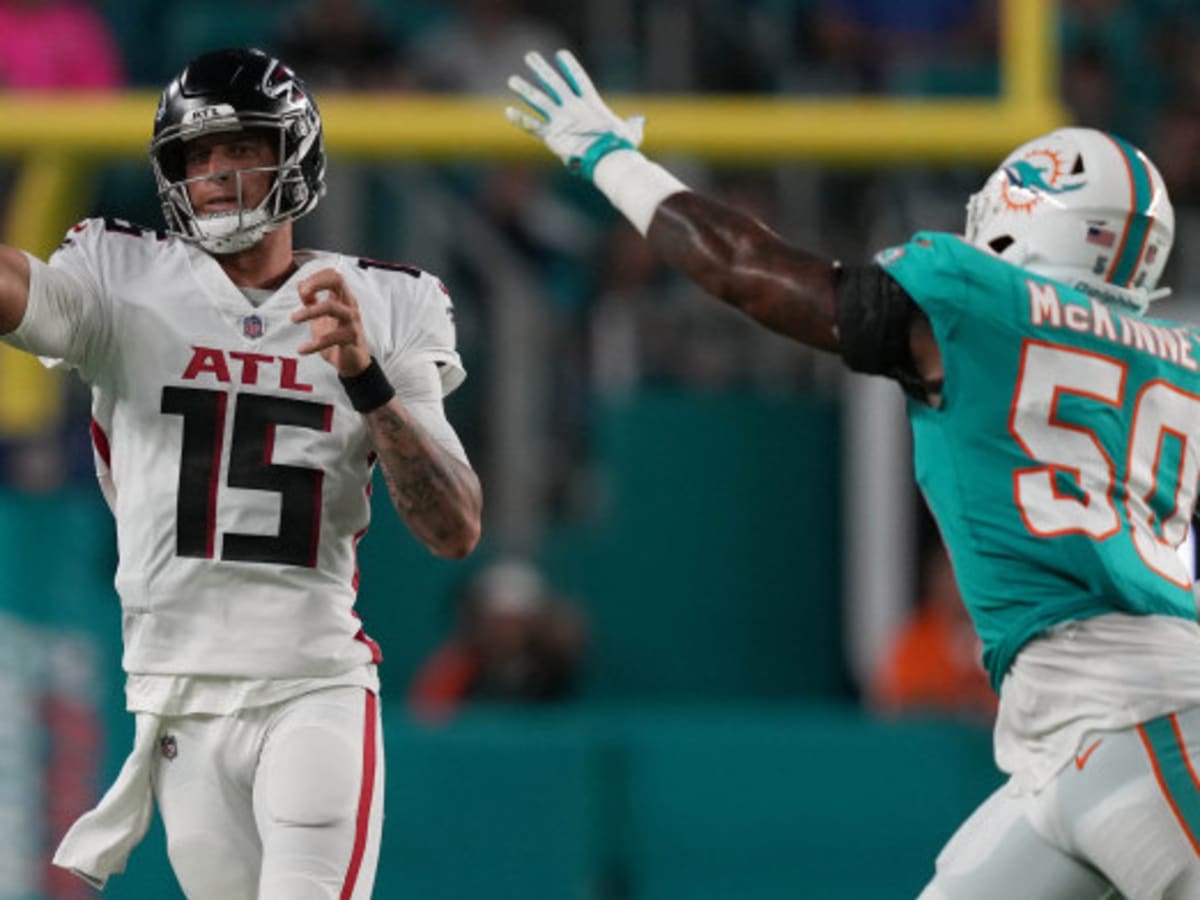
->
[592,149,688,236]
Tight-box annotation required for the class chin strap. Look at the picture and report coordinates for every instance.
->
[190,208,275,254]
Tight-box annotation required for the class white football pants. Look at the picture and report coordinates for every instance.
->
[151,686,383,900]
[920,706,1200,900]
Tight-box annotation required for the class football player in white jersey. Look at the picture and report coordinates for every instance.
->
[0,47,482,899]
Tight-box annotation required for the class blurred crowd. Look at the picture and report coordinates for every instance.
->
[3,0,1199,486]
[5,0,1200,486]
[408,558,587,722]
[3,0,1197,720]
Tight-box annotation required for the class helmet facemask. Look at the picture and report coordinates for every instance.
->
[152,114,320,255]
[964,128,1174,314]
[149,49,326,255]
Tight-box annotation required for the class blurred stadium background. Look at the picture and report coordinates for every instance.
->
[0,0,1193,897]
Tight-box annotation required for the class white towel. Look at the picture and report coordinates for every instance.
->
[52,712,160,888]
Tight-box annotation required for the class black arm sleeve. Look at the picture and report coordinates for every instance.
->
[835,263,931,402]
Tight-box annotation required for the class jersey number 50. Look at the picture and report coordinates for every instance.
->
[1009,340,1200,588]
[163,386,333,567]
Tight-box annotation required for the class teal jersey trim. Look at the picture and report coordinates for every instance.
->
[559,66,583,97]
[570,133,635,181]
[1139,715,1200,852]
[1107,134,1153,288]
[534,73,562,106]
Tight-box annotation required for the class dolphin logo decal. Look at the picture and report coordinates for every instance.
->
[1004,160,1085,194]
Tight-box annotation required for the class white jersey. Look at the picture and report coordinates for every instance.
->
[33,217,465,685]
[995,612,1200,792]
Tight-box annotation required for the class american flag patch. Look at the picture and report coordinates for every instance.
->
[243,315,264,339]
[1146,244,1159,264]
[1086,225,1116,248]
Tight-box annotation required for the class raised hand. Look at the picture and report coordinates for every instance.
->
[292,268,371,378]
[505,49,645,181]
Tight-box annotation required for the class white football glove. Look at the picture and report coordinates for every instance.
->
[506,49,645,181]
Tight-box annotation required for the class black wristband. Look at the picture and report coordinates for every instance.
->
[339,357,396,413]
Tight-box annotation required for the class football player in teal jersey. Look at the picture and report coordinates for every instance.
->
[508,50,1200,899]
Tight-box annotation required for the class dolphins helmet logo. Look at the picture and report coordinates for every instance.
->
[1001,149,1085,213]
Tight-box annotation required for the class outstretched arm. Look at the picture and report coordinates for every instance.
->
[0,246,31,335]
[506,50,943,399]
[506,50,840,353]
[0,242,104,367]
[646,192,840,351]
[293,268,482,559]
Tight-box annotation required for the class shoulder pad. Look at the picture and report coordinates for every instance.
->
[100,217,168,241]
[356,256,424,279]
[57,217,168,253]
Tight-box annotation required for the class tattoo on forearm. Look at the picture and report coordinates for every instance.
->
[368,403,480,552]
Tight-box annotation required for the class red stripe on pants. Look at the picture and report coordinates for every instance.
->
[339,691,378,900]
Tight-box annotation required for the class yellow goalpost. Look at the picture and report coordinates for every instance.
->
[0,0,1064,438]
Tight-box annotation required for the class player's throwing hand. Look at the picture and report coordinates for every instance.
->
[293,268,372,378]
[505,50,645,181]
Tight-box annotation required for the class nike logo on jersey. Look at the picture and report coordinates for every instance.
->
[1075,738,1103,770]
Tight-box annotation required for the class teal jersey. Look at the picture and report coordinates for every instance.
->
[879,232,1200,690]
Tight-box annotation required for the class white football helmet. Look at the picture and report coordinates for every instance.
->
[965,127,1174,313]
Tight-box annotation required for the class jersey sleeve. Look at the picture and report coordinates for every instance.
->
[25,218,115,377]
[836,263,920,377]
[395,361,470,466]
[381,272,465,398]
[874,231,1000,328]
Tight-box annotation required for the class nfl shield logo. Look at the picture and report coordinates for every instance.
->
[160,734,178,760]
[243,315,264,339]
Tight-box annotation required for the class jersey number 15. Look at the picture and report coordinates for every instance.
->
[163,386,333,568]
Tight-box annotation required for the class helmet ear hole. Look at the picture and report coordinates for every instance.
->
[989,235,1015,254]
[1071,154,1085,175]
